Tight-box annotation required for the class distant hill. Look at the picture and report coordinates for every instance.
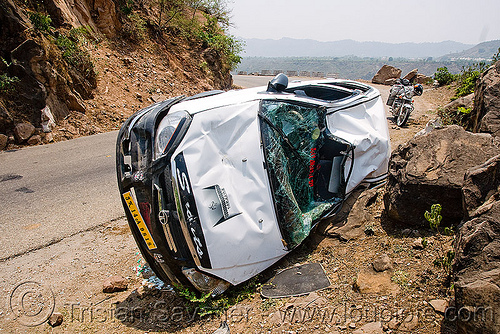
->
[242,38,473,58]
[438,40,500,60]
[235,56,474,81]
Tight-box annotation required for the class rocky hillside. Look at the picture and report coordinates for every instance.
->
[0,0,239,150]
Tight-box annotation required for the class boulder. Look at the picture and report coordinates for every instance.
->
[454,212,500,334]
[372,65,402,85]
[462,154,500,219]
[473,61,500,137]
[13,122,35,142]
[415,73,432,84]
[403,69,418,82]
[384,125,500,226]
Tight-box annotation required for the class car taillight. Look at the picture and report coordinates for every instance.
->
[139,202,152,231]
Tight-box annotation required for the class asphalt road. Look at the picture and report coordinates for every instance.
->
[0,131,122,260]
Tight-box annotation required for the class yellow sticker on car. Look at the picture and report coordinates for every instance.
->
[122,191,157,250]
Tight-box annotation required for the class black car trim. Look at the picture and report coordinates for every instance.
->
[173,153,212,269]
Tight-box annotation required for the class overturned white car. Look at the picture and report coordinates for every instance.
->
[116,74,391,295]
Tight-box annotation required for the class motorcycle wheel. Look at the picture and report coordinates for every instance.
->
[396,105,410,127]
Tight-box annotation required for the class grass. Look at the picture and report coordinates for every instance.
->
[174,276,260,317]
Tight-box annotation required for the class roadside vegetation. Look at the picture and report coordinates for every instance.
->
[120,0,244,71]
[433,47,500,98]
[434,48,500,129]
[0,58,19,94]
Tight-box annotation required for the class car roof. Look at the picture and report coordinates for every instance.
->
[169,78,380,115]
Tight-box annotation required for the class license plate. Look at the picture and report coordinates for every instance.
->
[123,191,157,250]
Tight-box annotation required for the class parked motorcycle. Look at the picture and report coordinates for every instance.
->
[387,79,423,127]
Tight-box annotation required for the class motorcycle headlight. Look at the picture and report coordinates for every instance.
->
[155,110,190,159]
[182,268,231,297]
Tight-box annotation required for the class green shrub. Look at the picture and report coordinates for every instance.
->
[28,11,53,33]
[0,58,19,93]
[196,14,244,70]
[0,73,19,93]
[454,62,487,98]
[121,12,147,41]
[120,0,134,15]
[434,66,455,86]
[55,30,95,78]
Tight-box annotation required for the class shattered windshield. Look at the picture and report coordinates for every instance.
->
[260,100,342,249]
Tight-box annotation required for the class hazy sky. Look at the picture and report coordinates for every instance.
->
[228,0,500,44]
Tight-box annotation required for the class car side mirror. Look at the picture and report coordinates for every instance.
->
[267,73,288,92]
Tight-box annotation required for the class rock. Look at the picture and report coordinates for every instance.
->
[103,275,128,293]
[415,118,444,137]
[372,65,402,85]
[13,122,35,142]
[40,105,56,132]
[414,73,432,84]
[0,134,7,150]
[473,60,500,137]
[212,321,230,334]
[349,322,356,329]
[43,132,54,143]
[399,315,419,331]
[384,126,500,226]
[403,69,418,82]
[454,210,500,334]
[353,321,383,334]
[48,312,63,327]
[92,0,122,37]
[372,254,393,272]
[462,154,500,219]
[27,134,41,145]
[412,237,425,250]
[353,268,399,295]
[429,299,448,314]
[323,188,379,241]
[441,93,475,128]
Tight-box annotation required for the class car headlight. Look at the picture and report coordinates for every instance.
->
[182,268,231,297]
[155,110,190,159]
